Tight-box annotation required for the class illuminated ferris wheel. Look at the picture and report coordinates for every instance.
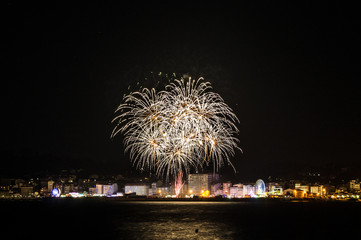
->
[255,179,266,196]
[52,187,61,197]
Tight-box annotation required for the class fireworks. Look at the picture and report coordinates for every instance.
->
[111,77,241,180]
[174,171,185,198]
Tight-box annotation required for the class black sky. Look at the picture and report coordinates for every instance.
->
[2,2,360,179]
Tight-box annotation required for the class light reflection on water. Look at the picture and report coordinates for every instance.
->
[123,201,244,205]
[2,199,360,240]
[114,201,238,240]
[122,218,233,240]
[110,200,361,240]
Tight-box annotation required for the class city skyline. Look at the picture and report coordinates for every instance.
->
[2,2,360,180]
[1,170,360,200]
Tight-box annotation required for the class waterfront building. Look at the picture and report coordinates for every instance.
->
[94,184,101,194]
[20,186,33,196]
[40,187,48,196]
[125,184,149,196]
[96,184,103,194]
[294,189,307,198]
[323,184,335,194]
[39,179,48,189]
[223,182,232,196]
[88,187,96,195]
[0,178,12,188]
[214,189,223,196]
[335,185,347,193]
[15,179,25,188]
[187,173,220,196]
[96,183,118,195]
[295,183,309,193]
[268,183,283,196]
[188,174,209,196]
[243,185,256,197]
[150,182,157,195]
[267,182,283,192]
[269,187,283,196]
[310,185,324,195]
[208,174,220,186]
[283,188,294,197]
[230,185,243,198]
[211,183,222,196]
[103,184,118,195]
[349,180,360,191]
[149,181,170,196]
[156,186,169,196]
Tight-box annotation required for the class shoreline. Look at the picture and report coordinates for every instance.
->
[1,196,359,203]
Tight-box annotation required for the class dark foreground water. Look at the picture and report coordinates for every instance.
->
[1,198,360,239]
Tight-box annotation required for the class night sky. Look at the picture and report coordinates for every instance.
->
[2,2,360,179]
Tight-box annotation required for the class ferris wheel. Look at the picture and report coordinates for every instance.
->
[255,179,266,196]
[52,188,61,197]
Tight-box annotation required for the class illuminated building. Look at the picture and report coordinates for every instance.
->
[96,183,118,195]
[150,182,157,195]
[294,189,307,198]
[335,185,347,193]
[64,185,71,194]
[212,183,222,196]
[267,182,283,196]
[349,180,360,191]
[243,185,255,197]
[310,185,324,195]
[20,186,33,196]
[149,181,170,196]
[181,183,188,196]
[125,184,149,196]
[47,180,54,192]
[200,190,210,197]
[214,189,224,196]
[40,187,48,196]
[295,183,309,193]
[188,174,217,196]
[95,184,103,194]
[103,184,113,195]
[268,186,283,196]
[223,182,232,196]
[15,179,25,187]
[283,188,295,197]
[208,174,220,186]
[104,184,118,195]
[156,187,169,196]
[88,187,96,195]
[230,185,243,198]
[188,174,208,196]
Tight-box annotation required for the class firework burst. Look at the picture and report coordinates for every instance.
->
[111,77,241,180]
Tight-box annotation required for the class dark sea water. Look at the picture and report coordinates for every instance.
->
[1,198,360,240]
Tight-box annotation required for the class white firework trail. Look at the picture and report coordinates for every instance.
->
[111,77,241,180]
